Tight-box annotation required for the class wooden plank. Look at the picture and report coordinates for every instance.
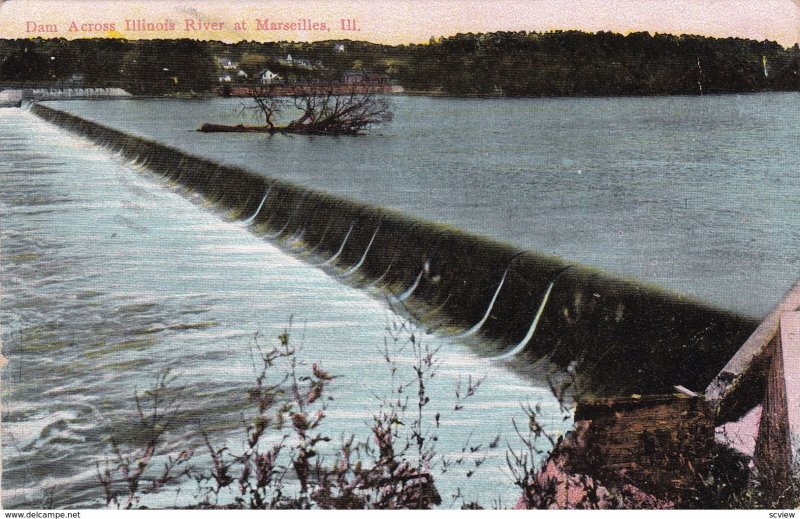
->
[706,281,800,424]
[779,312,800,468]
[754,321,789,481]
[674,385,699,397]
[754,312,800,484]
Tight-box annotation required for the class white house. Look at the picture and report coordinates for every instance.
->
[218,73,232,83]
[237,70,248,79]
[259,69,281,85]
[277,54,312,69]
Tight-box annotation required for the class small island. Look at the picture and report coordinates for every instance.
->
[199,83,393,135]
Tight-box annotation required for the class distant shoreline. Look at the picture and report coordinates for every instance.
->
[8,85,797,103]
[3,31,799,99]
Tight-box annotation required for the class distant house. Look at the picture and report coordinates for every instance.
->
[333,43,346,53]
[367,72,390,86]
[218,73,232,83]
[341,70,365,84]
[237,70,248,80]
[65,73,84,87]
[217,57,238,70]
[277,54,313,69]
[259,69,281,85]
[341,70,390,86]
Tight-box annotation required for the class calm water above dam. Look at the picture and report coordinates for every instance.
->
[46,93,800,317]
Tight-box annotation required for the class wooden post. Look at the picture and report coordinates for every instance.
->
[706,281,800,424]
[754,311,800,486]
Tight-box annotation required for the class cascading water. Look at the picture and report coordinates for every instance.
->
[242,188,271,225]
[1,107,570,509]
[338,225,381,278]
[314,223,354,267]
[451,268,509,339]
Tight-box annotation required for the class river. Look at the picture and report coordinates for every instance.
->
[3,92,798,508]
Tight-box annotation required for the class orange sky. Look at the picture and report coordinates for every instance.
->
[1,0,799,46]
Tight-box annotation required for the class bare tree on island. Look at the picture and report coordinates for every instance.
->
[246,84,285,131]
[285,82,393,135]
[203,82,393,136]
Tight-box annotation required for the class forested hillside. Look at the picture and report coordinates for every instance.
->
[2,31,798,96]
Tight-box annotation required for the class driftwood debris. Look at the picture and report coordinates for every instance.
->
[198,123,277,133]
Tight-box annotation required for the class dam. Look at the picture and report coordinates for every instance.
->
[26,101,760,397]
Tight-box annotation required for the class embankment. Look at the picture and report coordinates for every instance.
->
[29,102,760,396]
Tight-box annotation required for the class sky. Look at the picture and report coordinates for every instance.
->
[1,0,799,46]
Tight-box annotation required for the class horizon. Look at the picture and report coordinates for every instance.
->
[4,27,799,49]
[1,0,799,46]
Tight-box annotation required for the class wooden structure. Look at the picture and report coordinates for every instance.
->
[752,311,800,482]
[574,395,715,498]
[706,282,800,486]
[537,283,800,503]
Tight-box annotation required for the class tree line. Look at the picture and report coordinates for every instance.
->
[2,30,799,96]
[0,39,216,94]
[405,31,800,96]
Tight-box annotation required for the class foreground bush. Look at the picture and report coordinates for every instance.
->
[97,322,800,510]
[97,322,491,509]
